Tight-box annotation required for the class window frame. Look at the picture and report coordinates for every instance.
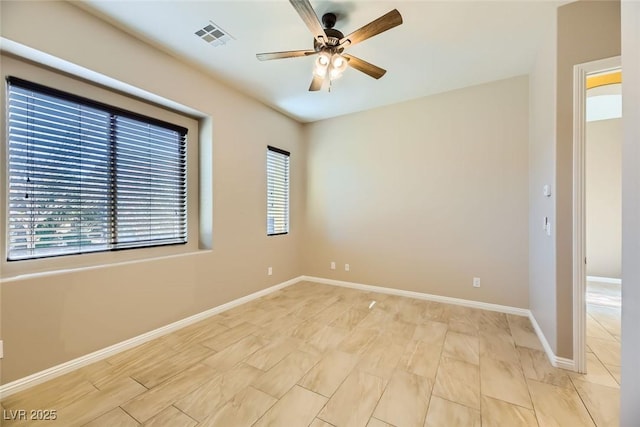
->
[1,55,200,278]
[5,77,189,261]
[266,145,290,236]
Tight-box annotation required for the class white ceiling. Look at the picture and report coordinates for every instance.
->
[78,1,559,123]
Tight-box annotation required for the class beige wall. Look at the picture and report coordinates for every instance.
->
[528,9,558,355]
[586,118,622,278]
[0,1,305,383]
[304,76,530,308]
[620,1,640,422]
[0,0,628,388]
[554,0,620,358]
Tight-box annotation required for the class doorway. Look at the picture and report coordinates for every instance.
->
[573,56,621,376]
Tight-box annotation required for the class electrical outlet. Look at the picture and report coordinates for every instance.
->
[473,277,481,288]
[330,261,336,270]
[268,267,272,276]
[345,264,350,272]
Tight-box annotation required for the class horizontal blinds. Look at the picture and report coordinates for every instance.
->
[267,146,290,235]
[114,116,187,248]
[6,77,187,260]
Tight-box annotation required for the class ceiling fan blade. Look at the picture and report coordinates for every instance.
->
[289,0,327,46]
[339,9,403,47]
[256,50,318,61]
[309,74,324,91]
[343,54,387,79]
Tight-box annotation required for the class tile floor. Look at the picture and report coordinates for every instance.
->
[0,281,621,426]
[582,279,621,427]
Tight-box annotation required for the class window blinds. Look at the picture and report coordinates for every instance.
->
[6,77,187,260]
[266,146,290,236]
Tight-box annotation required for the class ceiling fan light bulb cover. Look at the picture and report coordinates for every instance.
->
[330,67,344,80]
[331,54,346,69]
[317,52,331,66]
[314,66,328,77]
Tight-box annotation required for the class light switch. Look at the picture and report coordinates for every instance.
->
[543,185,551,197]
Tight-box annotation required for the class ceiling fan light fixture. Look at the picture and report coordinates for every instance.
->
[331,53,347,70]
[314,65,328,77]
[329,67,343,80]
[317,51,331,66]
[331,53,349,79]
[314,51,348,80]
[314,51,331,77]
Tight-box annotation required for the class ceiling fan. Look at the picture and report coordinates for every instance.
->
[256,0,403,91]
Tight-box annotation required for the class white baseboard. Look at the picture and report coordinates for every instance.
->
[586,276,622,285]
[0,276,302,399]
[301,276,530,316]
[1,274,576,398]
[554,356,577,371]
[528,311,576,371]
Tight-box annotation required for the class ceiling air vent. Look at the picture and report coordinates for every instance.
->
[195,21,233,47]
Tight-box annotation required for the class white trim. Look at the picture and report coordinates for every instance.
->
[586,276,622,285]
[528,312,556,366]
[0,276,302,399]
[528,311,576,371]
[555,356,577,371]
[573,56,622,374]
[0,250,212,284]
[300,276,530,316]
[574,61,588,375]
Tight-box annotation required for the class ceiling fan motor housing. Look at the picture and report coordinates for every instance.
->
[314,12,344,51]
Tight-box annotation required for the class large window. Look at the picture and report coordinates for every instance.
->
[6,77,188,261]
[266,145,290,236]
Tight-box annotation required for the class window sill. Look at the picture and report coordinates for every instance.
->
[0,249,212,283]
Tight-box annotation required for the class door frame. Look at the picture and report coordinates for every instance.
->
[572,55,621,373]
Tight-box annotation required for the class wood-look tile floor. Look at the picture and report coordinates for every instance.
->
[1,281,620,426]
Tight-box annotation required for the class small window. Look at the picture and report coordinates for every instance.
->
[266,146,290,236]
[6,77,188,260]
